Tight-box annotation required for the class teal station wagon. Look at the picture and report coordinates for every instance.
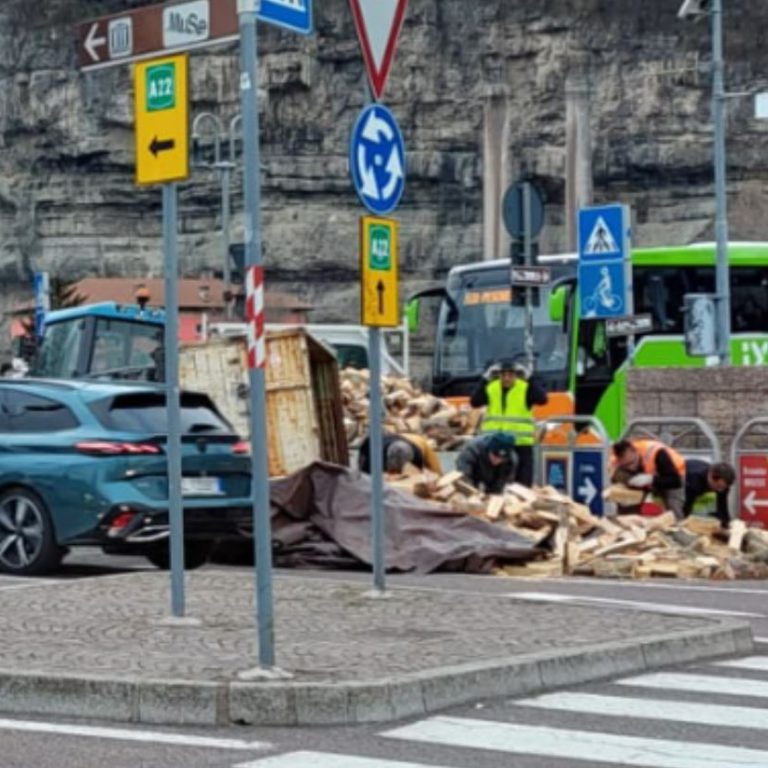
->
[0,379,252,575]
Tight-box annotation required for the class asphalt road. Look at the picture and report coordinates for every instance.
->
[2,550,767,767]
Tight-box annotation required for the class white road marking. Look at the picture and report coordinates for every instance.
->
[716,655,768,672]
[618,672,768,698]
[0,718,270,751]
[0,579,62,591]
[517,690,768,729]
[383,715,768,767]
[234,753,458,768]
[510,591,764,617]
[754,636,768,643]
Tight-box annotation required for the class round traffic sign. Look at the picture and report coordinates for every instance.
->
[502,181,544,239]
[349,104,406,216]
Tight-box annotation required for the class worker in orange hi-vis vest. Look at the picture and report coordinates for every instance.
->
[610,438,686,518]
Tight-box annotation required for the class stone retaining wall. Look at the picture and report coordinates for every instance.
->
[626,367,768,458]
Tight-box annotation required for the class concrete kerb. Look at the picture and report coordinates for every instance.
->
[0,620,752,727]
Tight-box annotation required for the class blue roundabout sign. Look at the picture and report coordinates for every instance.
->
[349,103,405,215]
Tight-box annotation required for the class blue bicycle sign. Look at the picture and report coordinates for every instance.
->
[349,104,405,215]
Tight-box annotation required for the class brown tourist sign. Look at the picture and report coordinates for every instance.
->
[77,0,240,72]
[77,0,312,71]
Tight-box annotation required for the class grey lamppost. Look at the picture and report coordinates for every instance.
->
[192,112,242,320]
[679,0,731,364]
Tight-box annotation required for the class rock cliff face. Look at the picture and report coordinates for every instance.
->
[1,0,767,358]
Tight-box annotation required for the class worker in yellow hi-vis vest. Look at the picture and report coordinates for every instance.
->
[470,358,548,487]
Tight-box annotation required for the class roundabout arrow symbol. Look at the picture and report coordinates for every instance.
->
[381,146,404,201]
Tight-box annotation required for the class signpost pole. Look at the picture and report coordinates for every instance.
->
[162,181,185,617]
[238,0,275,668]
[712,0,731,365]
[369,326,386,592]
[523,182,534,373]
[221,162,233,318]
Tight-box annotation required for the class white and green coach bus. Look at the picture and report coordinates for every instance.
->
[407,242,768,438]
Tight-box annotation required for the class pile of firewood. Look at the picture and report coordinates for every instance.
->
[341,368,481,450]
[386,467,768,580]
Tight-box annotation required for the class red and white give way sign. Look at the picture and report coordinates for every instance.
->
[739,454,768,527]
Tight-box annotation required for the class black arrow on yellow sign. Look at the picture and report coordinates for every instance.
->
[377,280,385,314]
[149,136,175,157]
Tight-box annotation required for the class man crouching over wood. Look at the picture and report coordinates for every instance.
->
[610,438,686,519]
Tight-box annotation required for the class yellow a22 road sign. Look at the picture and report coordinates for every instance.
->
[360,216,399,327]
[134,54,189,186]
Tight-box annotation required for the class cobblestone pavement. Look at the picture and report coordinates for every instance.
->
[0,569,722,683]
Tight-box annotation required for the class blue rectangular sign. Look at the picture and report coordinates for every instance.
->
[572,450,604,517]
[543,452,570,494]
[577,203,631,321]
[578,205,628,263]
[578,260,627,319]
[259,0,313,34]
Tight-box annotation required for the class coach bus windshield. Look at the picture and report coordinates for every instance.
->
[433,266,570,396]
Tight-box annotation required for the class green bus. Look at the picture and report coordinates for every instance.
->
[407,242,768,437]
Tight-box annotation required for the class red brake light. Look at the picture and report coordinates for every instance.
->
[76,441,161,456]
[232,441,250,455]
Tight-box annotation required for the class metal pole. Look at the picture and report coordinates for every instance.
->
[369,327,386,592]
[712,0,731,364]
[221,164,233,319]
[162,182,185,617]
[238,0,275,668]
[523,182,534,372]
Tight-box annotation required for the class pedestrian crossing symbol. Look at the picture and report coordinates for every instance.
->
[577,204,629,264]
[584,216,619,255]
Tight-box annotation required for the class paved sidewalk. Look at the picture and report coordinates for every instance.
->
[0,570,752,726]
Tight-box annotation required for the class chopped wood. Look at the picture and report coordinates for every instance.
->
[436,471,464,490]
[728,519,747,553]
[380,456,768,582]
[602,483,645,506]
[485,495,505,521]
[341,369,480,450]
[683,516,722,537]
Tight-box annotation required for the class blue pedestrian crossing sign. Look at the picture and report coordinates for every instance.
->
[259,0,313,35]
[350,104,405,216]
[577,204,631,320]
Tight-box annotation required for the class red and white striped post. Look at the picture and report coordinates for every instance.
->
[245,265,266,369]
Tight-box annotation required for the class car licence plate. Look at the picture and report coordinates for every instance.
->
[181,477,222,496]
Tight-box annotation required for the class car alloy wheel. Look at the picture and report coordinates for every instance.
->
[0,488,61,575]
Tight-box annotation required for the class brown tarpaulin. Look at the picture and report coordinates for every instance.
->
[269,462,540,573]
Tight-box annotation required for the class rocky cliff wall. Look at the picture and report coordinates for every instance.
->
[1,0,767,362]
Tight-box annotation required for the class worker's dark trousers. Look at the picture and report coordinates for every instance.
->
[515,445,534,487]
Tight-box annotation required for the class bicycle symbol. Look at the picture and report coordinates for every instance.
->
[583,265,623,315]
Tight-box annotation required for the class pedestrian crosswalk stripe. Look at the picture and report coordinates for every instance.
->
[233,753,458,768]
[618,672,768,698]
[0,717,270,751]
[383,716,768,768]
[717,655,768,672]
[516,691,768,729]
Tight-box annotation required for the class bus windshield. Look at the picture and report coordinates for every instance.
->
[434,265,570,393]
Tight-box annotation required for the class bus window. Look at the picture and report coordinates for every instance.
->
[732,268,768,332]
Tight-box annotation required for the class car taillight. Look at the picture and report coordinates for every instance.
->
[75,441,161,456]
[232,441,250,455]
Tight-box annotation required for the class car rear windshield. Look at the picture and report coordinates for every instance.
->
[90,392,235,435]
